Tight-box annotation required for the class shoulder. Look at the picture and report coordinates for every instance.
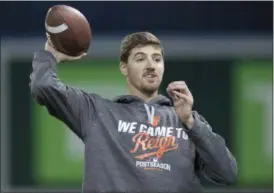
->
[88,93,134,110]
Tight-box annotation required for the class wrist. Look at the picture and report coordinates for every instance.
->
[183,114,195,129]
[44,50,59,64]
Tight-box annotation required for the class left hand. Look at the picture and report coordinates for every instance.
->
[166,81,195,128]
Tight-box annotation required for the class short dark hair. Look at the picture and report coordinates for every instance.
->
[120,32,164,63]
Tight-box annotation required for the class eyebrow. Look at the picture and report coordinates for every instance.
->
[133,52,145,58]
[133,52,162,58]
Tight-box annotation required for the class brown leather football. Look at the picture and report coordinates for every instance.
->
[45,5,92,56]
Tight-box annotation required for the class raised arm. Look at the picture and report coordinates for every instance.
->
[30,43,97,140]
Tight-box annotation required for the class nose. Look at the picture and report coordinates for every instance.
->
[146,58,155,69]
[145,67,155,73]
[144,60,156,76]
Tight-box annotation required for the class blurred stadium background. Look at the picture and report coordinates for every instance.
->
[1,1,273,192]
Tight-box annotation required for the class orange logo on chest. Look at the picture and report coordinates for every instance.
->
[130,132,179,160]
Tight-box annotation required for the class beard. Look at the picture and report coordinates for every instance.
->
[141,81,160,95]
[127,72,162,97]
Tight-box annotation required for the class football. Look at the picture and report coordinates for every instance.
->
[45,5,92,56]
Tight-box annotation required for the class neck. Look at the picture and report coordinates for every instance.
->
[127,83,158,103]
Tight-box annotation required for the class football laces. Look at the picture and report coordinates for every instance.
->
[46,33,56,49]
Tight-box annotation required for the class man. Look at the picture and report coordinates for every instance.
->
[30,32,237,192]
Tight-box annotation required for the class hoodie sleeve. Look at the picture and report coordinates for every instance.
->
[30,51,98,140]
[184,111,237,185]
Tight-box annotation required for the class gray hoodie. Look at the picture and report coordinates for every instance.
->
[30,51,237,193]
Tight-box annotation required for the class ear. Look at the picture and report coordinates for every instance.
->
[119,62,128,76]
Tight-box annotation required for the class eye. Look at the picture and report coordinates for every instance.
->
[136,58,144,62]
[154,57,162,63]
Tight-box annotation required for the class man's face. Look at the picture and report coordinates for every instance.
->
[121,45,164,95]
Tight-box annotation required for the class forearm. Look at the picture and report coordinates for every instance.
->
[184,112,237,184]
[30,51,60,103]
[29,50,89,139]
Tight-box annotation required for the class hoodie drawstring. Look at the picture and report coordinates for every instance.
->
[144,104,155,125]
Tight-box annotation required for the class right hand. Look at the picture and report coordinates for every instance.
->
[45,41,86,63]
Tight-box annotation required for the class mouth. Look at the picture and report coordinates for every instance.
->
[143,73,158,83]
[143,73,157,78]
